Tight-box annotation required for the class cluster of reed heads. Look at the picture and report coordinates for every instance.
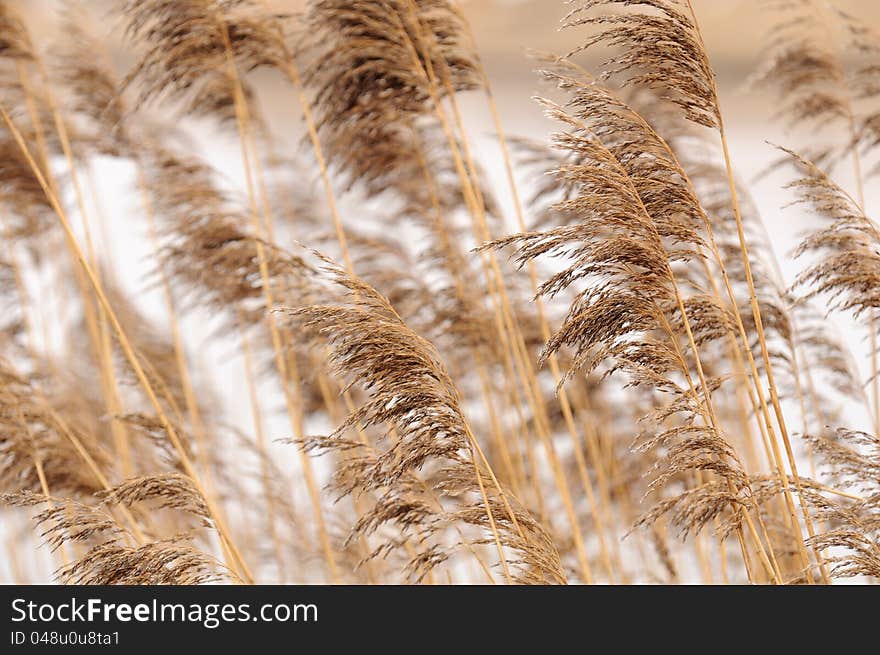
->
[0,0,878,585]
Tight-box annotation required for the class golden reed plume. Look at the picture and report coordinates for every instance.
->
[0,0,878,585]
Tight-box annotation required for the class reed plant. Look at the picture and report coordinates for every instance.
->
[1,0,878,584]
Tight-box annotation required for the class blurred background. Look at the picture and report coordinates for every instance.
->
[9,0,878,279]
[3,0,879,582]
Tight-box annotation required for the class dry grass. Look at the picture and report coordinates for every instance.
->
[0,0,878,584]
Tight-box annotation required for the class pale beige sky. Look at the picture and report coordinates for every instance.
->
[460,0,880,61]
[12,0,879,113]
[13,0,880,66]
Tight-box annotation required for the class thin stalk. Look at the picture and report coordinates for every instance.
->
[39,400,146,546]
[655,283,779,583]
[238,313,286,583]
[252,10,541,580]
[135,166,212,478]
[409,125,525,495]
[467,436,513,584]
[14,61,134,479]
[566,54,817,579]
[566,95,782,580]
[395,3,598,581]
[696,250,810,578]
[686,0,824,583]
[16,405,70,569]
[459,12,626,575]
[41,83,134,483]
[2,224,70,567]
[0,105,253,584]
[814,0,878,436]
[217,31,338,583]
